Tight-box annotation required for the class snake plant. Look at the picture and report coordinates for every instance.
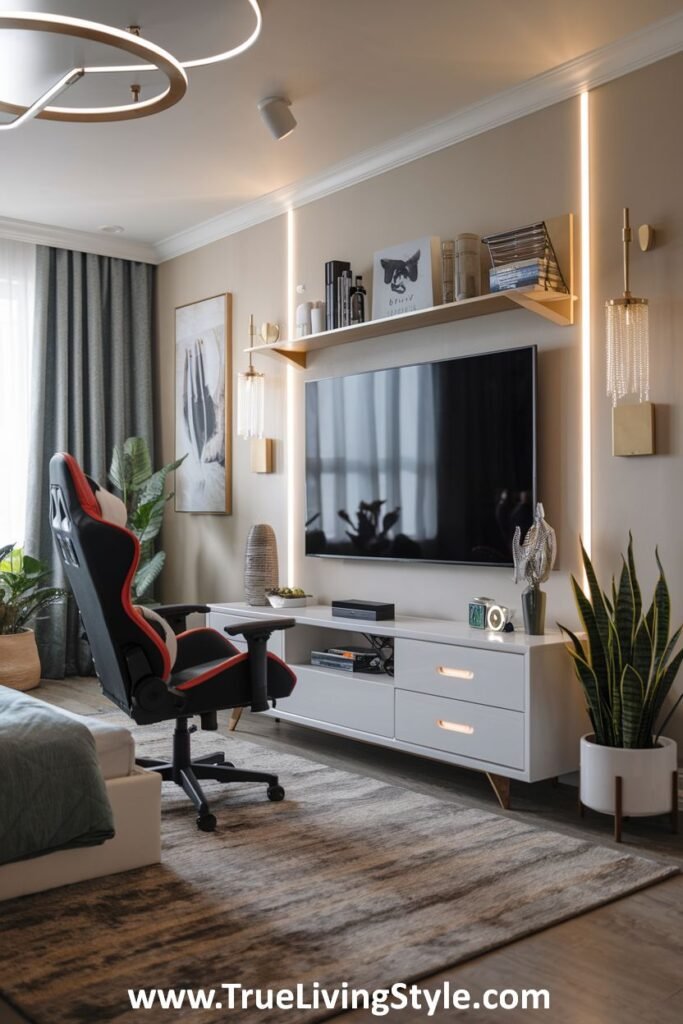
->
[559,535,683,748]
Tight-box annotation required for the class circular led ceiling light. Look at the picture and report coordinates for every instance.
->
[0,1,262,128]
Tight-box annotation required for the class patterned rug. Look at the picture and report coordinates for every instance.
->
[0,719,677,1024]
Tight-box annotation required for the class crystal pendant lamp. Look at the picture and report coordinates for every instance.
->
[237,315,265,439]
[605,207,649,407]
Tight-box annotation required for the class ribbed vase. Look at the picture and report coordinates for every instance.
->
[244,524,279,606]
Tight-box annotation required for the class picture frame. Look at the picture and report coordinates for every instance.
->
[174,293,232,514]
[372,236,441,320]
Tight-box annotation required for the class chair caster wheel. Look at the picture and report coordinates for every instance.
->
[197,813,217,832]
[267,784,285,802]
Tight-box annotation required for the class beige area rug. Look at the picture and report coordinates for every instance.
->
[0,717,677,1024]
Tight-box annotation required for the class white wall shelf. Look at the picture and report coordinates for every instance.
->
[246,289,576,368]
[246,213,575,368]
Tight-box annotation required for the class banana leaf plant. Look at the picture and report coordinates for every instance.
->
[108,437,186,602]
[559,535,683,748]
[0,545,66,635]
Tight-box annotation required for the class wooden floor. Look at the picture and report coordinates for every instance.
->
[2,678,681,1024]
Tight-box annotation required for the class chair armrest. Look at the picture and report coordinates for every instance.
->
[154,603,210,635]
[225,618,295,639]
[224,619,295,711]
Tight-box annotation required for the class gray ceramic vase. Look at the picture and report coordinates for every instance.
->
[244,524,279,606]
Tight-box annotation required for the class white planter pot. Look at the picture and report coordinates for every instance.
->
[0,629,41,691]
[580,733,678,817]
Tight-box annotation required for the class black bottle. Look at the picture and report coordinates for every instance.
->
[350,275,366,324]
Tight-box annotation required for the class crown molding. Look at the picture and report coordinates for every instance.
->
[0,216,159,264]
[155,11,683,263]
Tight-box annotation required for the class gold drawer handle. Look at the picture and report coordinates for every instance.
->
[437,719,474,735]
[437,666,474,680]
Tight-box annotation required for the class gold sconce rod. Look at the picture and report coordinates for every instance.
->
[622,207,632,298]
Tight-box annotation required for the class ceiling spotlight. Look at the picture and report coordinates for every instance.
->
[258,96,296,141]
[99,225,125,233]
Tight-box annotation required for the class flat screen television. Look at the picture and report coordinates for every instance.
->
[305,345,536,566]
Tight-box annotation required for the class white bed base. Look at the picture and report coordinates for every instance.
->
[0,767,161,901]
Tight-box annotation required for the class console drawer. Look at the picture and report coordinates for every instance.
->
[395,689,525,769]
[394,638,524,711]
[207,610,284,657]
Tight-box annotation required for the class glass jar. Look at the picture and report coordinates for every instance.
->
[455,233,481,300]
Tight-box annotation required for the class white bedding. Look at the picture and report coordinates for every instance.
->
[43,704,135,780]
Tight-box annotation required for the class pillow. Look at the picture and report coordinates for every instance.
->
[134,606,178,670]
[93,486,128,529]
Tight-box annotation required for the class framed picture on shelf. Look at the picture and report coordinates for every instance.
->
[174,293,232,514]
[372,236,441,320]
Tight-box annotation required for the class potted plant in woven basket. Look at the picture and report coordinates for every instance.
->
[0,545,66,691]
[559,536,682,841]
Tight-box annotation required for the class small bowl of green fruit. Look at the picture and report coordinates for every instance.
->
[266,587,312,608]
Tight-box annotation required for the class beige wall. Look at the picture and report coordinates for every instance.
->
[155,53,683,743]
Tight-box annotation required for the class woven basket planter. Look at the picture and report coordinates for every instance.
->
[0,629,41,691]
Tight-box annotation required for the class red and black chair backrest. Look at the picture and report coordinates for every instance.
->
[49,453,171,714]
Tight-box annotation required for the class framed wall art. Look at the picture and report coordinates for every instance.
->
[175,293,232,514]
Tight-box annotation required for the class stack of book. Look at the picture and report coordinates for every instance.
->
[482,222,568,294]
[489,256,564,293]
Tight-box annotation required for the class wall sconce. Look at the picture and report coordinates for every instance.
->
[237,314,265,439]
[606,208,656,456]
[237,314,275,472]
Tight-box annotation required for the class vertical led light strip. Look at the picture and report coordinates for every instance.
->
[286,208,297,585]
[580,90,592,559]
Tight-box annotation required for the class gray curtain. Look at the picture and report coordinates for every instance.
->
[24,246,155,678]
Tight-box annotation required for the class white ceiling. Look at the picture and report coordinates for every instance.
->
[1,0,682,260]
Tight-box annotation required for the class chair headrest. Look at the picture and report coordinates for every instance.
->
[90,481,128,529]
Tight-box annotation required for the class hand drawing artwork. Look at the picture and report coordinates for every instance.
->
[175,294,232,513]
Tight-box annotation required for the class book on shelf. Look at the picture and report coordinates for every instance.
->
[489,260,564,292]
[325,260,351,330]
[482,221,569,295]
[490,279,564,294]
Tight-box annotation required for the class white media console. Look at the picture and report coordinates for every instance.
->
[208,603,588,808]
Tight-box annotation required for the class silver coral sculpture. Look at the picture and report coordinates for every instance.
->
[512,502,556,634]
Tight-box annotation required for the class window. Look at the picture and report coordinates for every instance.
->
[0,239,36,547]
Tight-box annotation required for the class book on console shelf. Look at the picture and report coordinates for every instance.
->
[311,649,383,673]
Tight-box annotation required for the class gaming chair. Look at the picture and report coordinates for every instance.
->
[49,452,296,831]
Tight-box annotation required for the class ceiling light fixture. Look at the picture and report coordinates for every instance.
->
[258,96,297,140]
[0,1,262,128]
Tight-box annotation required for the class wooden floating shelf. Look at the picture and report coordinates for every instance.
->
[245,287,576,368]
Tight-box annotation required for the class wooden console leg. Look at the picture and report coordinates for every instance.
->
[614,775,623,843]
[672,770,679,835]
[228,707,243,732]
[486,773,511,810]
